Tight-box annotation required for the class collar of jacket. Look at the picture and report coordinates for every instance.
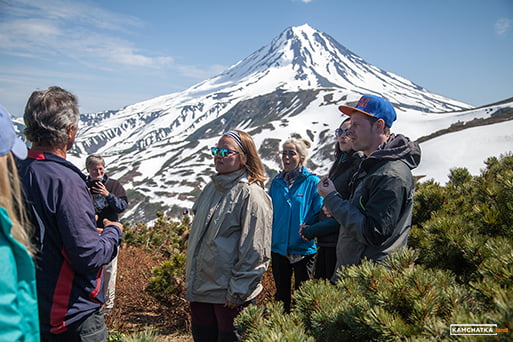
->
[211,168,248,192]
[277,166,313,179]
[27,149,87,181]
[337,150,364,164]
[364,134,421,170]
[86,174,109,183]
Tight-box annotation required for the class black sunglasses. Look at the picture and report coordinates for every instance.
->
[211,147,239,157]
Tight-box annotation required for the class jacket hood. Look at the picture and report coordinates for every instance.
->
[368,134,421,170]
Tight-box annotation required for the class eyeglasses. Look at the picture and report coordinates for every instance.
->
[335,127,350,137]
[211,147,239,157]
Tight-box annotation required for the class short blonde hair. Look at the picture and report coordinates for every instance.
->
[282,138,312,166]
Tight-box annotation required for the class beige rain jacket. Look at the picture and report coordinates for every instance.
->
[185,169,272,306]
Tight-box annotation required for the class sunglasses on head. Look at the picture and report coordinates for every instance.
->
[211,147,239,157]
[335,127,350,137]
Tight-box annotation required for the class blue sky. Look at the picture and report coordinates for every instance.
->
[1,0,512,116]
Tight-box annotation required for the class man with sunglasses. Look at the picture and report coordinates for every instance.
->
[317,94,421,283]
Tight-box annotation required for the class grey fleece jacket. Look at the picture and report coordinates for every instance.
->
[185,169,273,306]
[323,134,421,283]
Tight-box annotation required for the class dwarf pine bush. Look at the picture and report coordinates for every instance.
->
[145,253,186,304]
[123,211,191,306]
[411,154,513,284]
[235,154,513,341]
[296,249,472,341]
[234,302,314,342]
[123,210,190,255]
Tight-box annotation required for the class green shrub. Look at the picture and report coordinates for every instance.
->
[296,248,472,341]
[107,329,125,342]
[146,253,186,304]
[411,154,513,283]
[235,302,314,342]
[123,211,190,256]
[236,154,513,341]
[122,328,159,342]
[123,210,190,310]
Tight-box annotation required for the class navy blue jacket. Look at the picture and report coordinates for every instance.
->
[18,150,122,334]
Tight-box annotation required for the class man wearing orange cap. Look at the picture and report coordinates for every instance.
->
[318,94,421,283]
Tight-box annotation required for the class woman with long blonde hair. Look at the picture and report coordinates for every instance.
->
[0,104,39,341]
[0,153,34,252]
[185,130,272,341]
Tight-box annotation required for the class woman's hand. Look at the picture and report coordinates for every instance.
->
[225,299,238,309]
[299,224,310,241]
[322,205,332,218]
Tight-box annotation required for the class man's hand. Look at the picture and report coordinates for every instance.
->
[317,177,336,198]
[322,205,333,218]
[103,219,123,232]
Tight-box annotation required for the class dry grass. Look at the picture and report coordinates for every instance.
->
[106,246,275,341]
[105,246,190,339]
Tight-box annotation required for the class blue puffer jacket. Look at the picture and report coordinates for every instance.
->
[269,166,322,256]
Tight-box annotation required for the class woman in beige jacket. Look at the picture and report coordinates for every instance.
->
[185,130,272,342]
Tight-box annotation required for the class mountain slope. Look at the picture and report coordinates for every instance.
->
[64,24,511,223]
[73,24,469,157]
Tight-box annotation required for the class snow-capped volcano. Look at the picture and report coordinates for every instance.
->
[181,24,469,113]
[64,24,511,223]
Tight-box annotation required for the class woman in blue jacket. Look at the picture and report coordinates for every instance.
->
[269,138,322,312]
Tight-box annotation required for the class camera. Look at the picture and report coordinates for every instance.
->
[87,179,101,189]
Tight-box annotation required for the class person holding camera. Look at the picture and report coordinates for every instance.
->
[86,154,128,312]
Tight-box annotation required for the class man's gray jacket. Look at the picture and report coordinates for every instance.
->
[323,134,421,282]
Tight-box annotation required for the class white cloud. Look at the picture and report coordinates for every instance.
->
[0,0,230,114]
[3,0,142,33]
[176,64,228,80]
[0,0,172,68]
[110,47,174,68]
[495,17,512,36]
[292,0,314,3]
